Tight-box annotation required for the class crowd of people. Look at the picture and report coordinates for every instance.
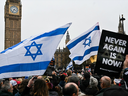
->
[1,55,128,96]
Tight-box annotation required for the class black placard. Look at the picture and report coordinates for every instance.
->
[95,30,128,78]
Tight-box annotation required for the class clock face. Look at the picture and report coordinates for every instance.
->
[10,6,18,13]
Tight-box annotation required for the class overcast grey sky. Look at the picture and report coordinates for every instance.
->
[0,0,128,52]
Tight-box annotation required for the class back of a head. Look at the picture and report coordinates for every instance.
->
[34,79,48,96]
[60,74,66,81]
[101,76,111,88]
[67,76,79,86]
[83,72,90,79]
[67,70,72,76]
[1,81,11,92]
[19,79,29,93]
[63,82,78,96]
[89,76,98,87]
[103,85,128,96]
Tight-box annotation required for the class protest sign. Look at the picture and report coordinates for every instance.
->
[95,30,128,77]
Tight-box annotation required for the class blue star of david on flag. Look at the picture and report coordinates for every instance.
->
[83,36,91,47]
[24,41,43,61]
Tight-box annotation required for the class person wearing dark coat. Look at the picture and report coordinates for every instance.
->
[0,81,13,96]
[95,76,111,96]
[80,72,90,93]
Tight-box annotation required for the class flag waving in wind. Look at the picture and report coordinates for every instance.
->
[0,23,72,79]
[66,23,100,65]
[66,60,73,70]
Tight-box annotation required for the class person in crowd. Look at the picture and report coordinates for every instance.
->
[10,79,19,95]
[84,73,99,96]
[9,78,13,81]
[37,75,43,80]
[50,71,59,87]
[47,82,59,96]
[103,85,128,96]
[0,79,4,90]
[63,82,79,96]
[72,70,77,77]
[95,76,111,96]
[79,72,90,93]
[65,70,72,83]
[59,74,66,88]
[15,79,29,96]
[17,78,23,83]
[67,76,86,96]
[21,77,48,96]
[33,79,49,96]
[0,80,13,96]
[67,70,72,77]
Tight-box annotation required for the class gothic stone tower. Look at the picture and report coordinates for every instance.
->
[4,0,22,49]
[118,14,125,35]
[65,31,70,45]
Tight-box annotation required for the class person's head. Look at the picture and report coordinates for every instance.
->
[37,75,43,80]
[83,72,90,79]
[63,82,79,96]
[67,76,80,86]
[33,79,48,96]
[18,79,29,94]
[10,80,18,89]
[60,74,66,81]
[100,76,111,89]
[52,71,56,75]
[67,70,72,76]
[1,81,13,93]
[9,78,13,81]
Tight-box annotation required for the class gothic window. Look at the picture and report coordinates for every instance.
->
[14,20,17,28]
[10,20,13,28]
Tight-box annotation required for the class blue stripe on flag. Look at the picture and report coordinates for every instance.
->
[67,25,99,50]
[67,65,73,68]
[31,28,69,41]
[73,46,99,61]
[0,40,25,54]
[0,25,69,54]
[0,61,50,74]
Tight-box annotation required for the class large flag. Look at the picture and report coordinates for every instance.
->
[0,23,72,79]
[66,23,101,65]
[66,60,73,70]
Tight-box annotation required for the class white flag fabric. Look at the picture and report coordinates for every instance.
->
[66,60,73,70]
[66,23,101,65]
[0,23,72,79]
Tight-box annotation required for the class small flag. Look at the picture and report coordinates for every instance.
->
[66,60,73,70]
[0,23,72,79]
[66,23,101,65]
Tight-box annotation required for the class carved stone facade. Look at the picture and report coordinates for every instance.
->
[54,31,71,69]
[4,0,21,49]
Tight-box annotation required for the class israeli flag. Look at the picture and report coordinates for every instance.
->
[66,60,73,70]
[0,23,72,79]
[66,23,101,65]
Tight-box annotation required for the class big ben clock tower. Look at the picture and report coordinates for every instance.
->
[4,0,22,49]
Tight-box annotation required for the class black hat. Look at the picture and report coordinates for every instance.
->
[103,85,128,96]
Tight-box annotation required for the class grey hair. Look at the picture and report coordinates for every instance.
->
[1,81,11,91]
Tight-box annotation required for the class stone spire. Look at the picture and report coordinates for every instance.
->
[65,31,70,45]
[118,14,125,34]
